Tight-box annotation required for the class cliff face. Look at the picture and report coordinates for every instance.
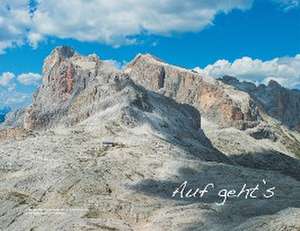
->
[125,54,260,130]
[124,55,300,157]
[221,76,300,131]
[24,46,113,129]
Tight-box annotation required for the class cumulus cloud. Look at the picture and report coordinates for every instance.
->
[0,87,31,109]
[28,0,253,46]
[194,54,300,89]
[0,0,31,53]
[103,59,128,70]
[0,0,254,51]
[0,71,41,109]
[0,72,15,87]
[17,72,42,85]
[1,0,300,53]
[1,0,300,52]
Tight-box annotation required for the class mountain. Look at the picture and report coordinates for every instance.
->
[126,54,300,158]
[0,106,11,123]
[126,54,260,130]
[0,46,300,231]
[220,76,300,130]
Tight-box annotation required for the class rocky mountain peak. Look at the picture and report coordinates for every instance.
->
[130,53,164,66]
[42,46,75,75]
[24,47,104,129]
[222,75,240,84]
[126,56,260,129]
[220,76,300,131]
[268,79,282,88]
[52,46,75,59]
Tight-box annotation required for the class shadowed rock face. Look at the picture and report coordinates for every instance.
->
[220,76,300,132]
[125,54,260,130]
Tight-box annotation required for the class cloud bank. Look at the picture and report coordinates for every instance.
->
[0,72,15,87]
[0,71,41,108]
[17,72,42,86]
[194,55,300,89]
[0,0,31,53]
[1,0,299,52]
[1,0,254,52]
[29,0,253,46]
[0,88,31,110]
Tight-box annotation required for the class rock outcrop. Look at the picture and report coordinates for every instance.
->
[0,128,35,142]
[125,54,260,130]
[24,46,115,129]
[220,75,300,132]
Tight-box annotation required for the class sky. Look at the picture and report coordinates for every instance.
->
[0,0,300,109]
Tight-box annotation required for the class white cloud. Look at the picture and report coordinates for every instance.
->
[0,0,299,53]
[0,0,254,52]
[0,87,31,109]
[1,0,299,52]
[0,71,41,109]
[29,0,253,46]
[103,59,128,70]
[194,54,300,89]
[0,0,31,53]
[17,72,42,85]
[0,72,15,87]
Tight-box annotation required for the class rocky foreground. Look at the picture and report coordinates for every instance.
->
[0,47,300,231]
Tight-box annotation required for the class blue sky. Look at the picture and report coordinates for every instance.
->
[0,0,300,108]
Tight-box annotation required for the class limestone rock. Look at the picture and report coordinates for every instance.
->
[220,76,300,132]
[24,46,112,130]
[125,54,260,129]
